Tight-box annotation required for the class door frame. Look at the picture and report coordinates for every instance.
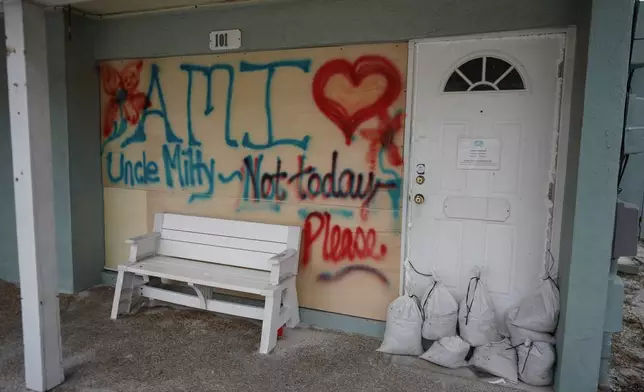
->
[399,27,578,294]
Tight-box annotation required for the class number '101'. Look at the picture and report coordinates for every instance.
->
[213,33,229,48]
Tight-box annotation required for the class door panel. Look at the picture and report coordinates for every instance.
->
[406,35,565,324]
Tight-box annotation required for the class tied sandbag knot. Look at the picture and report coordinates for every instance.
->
[464,276,480,326]
[542,250,559,289]
[408,260,433,277]
[420,281,438,320]
[519,341,544,373]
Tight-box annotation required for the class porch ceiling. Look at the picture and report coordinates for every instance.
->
[39,0,277,17]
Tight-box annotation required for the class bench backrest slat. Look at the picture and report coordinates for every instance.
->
[162,229,287,254]
[155,213,300,272]
[161,213,290,243]
[157,240,276,270]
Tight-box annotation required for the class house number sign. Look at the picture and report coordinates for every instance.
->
[209,29,242,51]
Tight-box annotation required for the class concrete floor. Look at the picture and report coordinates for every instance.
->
[1,280,538,392]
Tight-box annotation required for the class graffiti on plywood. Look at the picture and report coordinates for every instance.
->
[312,56,402,145]
[101,60,151,148]
[312,55,405,170]
[100,43,407,321]
[302,211,389,285]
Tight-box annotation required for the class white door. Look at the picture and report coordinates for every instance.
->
[405,34,565,324]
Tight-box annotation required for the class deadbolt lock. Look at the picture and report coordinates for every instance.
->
[416,176,425,185]
[414,194,425,204]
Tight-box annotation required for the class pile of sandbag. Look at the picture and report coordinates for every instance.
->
[378,264,561,387]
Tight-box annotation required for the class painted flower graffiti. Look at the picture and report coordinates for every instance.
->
[101,60,149,144]
[360,110,404,170]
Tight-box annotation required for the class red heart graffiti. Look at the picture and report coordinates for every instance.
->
[312,55,402,145]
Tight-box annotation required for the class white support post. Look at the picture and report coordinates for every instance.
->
[4,0,65,390]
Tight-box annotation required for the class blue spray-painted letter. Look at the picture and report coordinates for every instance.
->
[121,64,183,148]
[180,63,236,147]
[239,59,312,151]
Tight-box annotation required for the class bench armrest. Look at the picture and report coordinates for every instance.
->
[126,232,160,263]
[269,248,298,265]
[126,232,161,245]
[269,249,299,285]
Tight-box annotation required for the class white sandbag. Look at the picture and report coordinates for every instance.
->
[420,336,470,369]
[421,279,458,340]
[517,340,556,386]
[458,271,501,346]
[378,295,424,355]
[469,339,518,383]
[404,259,435,300]
[506,307,556,346]
[512,278,559,333]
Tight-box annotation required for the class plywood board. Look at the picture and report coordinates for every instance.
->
[103,187,148,269]
[100,42,407,320]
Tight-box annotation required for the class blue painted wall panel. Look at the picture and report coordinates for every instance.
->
[0,19,19,285]
[66,14,105,291]
[47,10,75,293]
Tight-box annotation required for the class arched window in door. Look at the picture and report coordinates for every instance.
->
[444,55,526,92]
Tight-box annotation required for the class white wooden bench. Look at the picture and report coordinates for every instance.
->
[110,213,301,354]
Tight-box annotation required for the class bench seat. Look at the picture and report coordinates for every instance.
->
[122,256,277,296]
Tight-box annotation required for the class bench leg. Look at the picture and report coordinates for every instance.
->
[283,278,300,328]
[189,283,214,310]
[259,289,282,354]
[110,270,135,320]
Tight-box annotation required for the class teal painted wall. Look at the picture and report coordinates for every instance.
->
[47,11,75,293]
[555,0,634,391]
[0,19,18,285]
[65,14,105,291]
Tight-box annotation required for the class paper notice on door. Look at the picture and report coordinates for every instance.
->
[457,138,501,170]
